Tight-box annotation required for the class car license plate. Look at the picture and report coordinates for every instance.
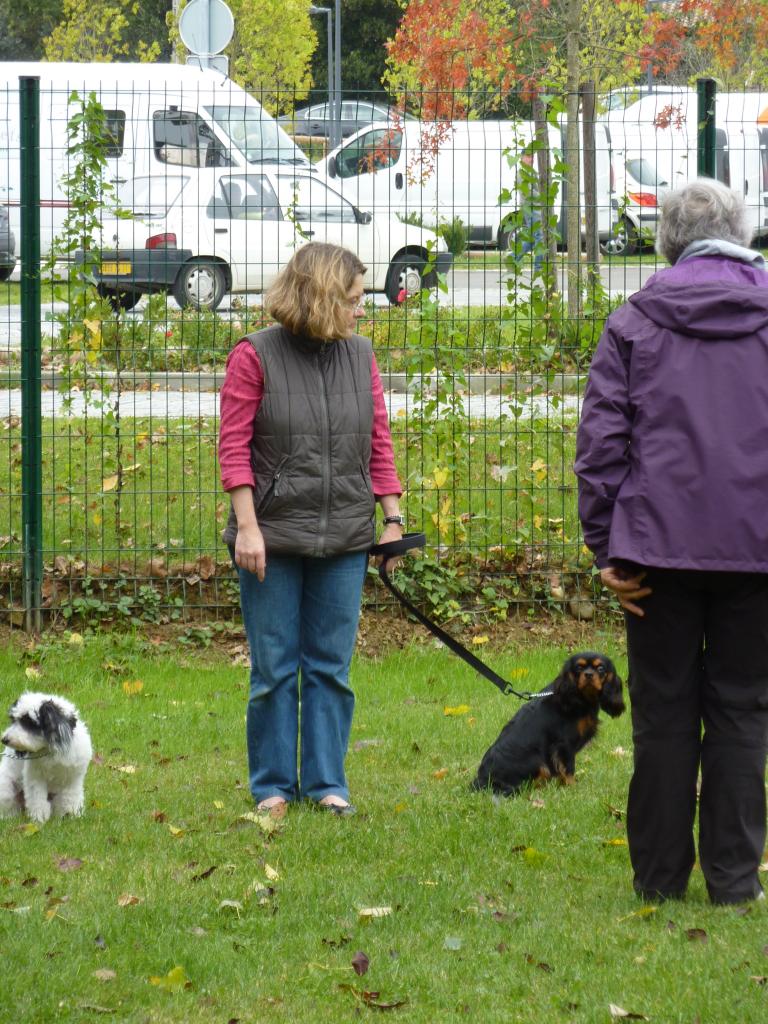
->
[100,261,131,275]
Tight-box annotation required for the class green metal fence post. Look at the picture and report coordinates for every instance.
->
[697,77,717,179]
[20,76,42,634]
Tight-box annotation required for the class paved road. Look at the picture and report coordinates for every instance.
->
[0,384,581,421]
[0,261,655,349]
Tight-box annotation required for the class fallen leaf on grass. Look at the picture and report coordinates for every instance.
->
[148,965,192,992]
[232,811,281,835]
[602,838,628,848]
[19,823,39,836]
[353,738,383,751]
[750,976,768,985]
[609,1005,649,1020]
[685,928,708,943]
[122,680,144,696]
[191,865,217,883]
[431,769,448,780]
[358,906,393,922]
[110,765,137,775]
[444,705,471,716]
[168,825,185,838]
[117,893,142,907]
[77,1004,114,1015]
[56,857,84,872]
[264,863,280,882]
[92,969,116,982]
[338,984,407,1011]
[219,899,244,917]
[351,951,370,976]
[616,906,658,923]
[525,954,553,972]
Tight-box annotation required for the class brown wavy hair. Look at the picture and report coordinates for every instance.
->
[265,243,367,340]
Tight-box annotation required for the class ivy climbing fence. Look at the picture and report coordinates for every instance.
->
[0,70,751,629]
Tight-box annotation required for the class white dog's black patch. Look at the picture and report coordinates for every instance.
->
[0,692,92,823]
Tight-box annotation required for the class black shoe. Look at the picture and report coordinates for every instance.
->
[319,801,357,817]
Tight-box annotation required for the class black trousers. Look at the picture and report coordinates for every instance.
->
[624,569,768,903]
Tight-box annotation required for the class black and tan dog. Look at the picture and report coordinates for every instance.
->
[471,652,625,796]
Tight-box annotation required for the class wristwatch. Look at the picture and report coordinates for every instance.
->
[382,514,405,527]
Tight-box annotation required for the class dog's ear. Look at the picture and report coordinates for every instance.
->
[38,700,76,751]
[600,667,626,718]
[552,658,584,714]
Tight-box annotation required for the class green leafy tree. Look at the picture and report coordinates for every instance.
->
[43,0,168,62]
[309,0,402,99]
[0,0,63,60]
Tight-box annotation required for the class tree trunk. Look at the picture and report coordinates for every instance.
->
[580,79,600,293]
[565,0,581,319]
[532,96,557,317]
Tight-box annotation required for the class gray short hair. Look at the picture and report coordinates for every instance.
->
[656,179,751,264]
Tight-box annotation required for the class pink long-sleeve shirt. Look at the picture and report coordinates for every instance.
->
[219,338,402,497]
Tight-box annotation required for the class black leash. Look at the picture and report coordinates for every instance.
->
[370,533,547,701]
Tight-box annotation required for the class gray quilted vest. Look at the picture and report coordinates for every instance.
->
[222,325,376,557]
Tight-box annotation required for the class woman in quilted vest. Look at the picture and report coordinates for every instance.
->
[219,243,404,819]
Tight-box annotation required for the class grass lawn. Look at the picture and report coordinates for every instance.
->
[0,632,766,1023]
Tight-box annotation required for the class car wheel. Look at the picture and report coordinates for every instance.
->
[0,263,15,282]
[97,284,142,311]
[172,260,227,311]
[600,218,639,257]
[386,254,426,304]
[497,226,512,251]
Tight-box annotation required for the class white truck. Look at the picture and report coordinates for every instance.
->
[313,118,615,250]
[603,89,768,246]
[0,61,311,259]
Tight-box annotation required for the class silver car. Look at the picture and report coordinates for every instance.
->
[0,206,15,281]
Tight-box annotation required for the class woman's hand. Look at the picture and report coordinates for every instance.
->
[371,522,404,573]
[235,523,266,581]
[600,566,652,617]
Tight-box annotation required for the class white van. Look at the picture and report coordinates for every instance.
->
[604,90,768,242]
[314,119,615,249]
[0,61,311,258]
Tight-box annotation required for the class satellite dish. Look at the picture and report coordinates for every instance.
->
[178,0,234,56]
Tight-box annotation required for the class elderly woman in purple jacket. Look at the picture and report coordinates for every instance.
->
[575,179,768,905]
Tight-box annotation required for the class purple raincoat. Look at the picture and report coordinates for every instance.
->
[575,255,768,571]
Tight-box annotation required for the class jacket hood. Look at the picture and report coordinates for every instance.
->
[629,256,768,339]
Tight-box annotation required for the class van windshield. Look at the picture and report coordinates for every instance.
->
[206,105,310,167]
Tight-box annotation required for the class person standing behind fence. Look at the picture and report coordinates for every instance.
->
[575,179,768,905]
[218,243,404,820]
[517,152,544,274]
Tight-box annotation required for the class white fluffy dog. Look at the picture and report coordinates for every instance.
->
[0,692,93,823]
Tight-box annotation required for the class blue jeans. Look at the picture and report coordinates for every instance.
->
[518,207,543,273]
[238,551,368,804]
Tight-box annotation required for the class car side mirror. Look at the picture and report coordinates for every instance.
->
[354,208,372,225]
[327,156,337,178]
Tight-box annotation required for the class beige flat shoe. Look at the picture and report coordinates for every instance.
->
[257,797,288,820]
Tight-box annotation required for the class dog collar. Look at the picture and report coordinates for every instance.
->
[2,749,50,760]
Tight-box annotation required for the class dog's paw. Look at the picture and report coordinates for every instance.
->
[26,803,52,824]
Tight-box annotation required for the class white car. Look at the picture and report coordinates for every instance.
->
[602,151,671,256]
[93,167,452,310]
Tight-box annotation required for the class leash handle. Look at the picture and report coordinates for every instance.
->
[370,535,541,701]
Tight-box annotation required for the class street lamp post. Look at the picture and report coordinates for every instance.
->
[332,0,342,150]
[309,5,333,138]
